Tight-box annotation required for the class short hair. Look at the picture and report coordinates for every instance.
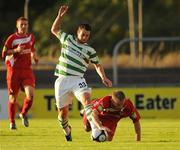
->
[112,91,125,101]
[78,23,92,31]
[16,17,28,23]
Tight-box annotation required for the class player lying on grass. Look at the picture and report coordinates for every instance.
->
[81,91,141,142]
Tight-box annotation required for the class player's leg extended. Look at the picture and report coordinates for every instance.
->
[82,110,91,132]
[21,85,34,115]
[19,69,35,127]
[7,72,20,130]
[80,92,93,122]
[55,76,72,141]
[8,93,18,130]
[19,85,34,127]
[57,106,72,141]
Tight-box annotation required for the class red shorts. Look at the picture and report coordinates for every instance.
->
[100,118,118,139]
[6,68,35,95]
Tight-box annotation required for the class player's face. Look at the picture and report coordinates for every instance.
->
[16,20,28,35]
[112,97,125,109]
[77,28,90,44]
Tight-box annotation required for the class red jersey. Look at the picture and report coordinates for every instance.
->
[2,32,36,69]
[92,96,140,124]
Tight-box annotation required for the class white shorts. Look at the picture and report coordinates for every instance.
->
[54,75,91,108]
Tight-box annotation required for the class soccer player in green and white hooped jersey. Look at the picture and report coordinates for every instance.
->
[51,5,112,141]
[54,31,99,77]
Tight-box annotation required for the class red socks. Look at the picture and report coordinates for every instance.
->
[8,101,16,123]
[21,98,33,116]
[8,98,33,123]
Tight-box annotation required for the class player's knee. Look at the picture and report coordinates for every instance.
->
[26,95,34,101]
[9,95,16,103]
[81,93,91,106]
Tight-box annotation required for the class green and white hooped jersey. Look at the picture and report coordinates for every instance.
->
[54,31,100,77]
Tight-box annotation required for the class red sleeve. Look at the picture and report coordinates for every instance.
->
[2,47,7,60]
[130,108,141,123]
[126,100,141,123]
[2,35,13,60]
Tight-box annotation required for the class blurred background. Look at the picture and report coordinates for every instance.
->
[1,0,180,87]
[0,2,180,149]
[0,0,180,119]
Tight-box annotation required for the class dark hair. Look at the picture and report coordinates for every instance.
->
[16,17,28,23]
[112,91,125,101]
[78,23,92,31]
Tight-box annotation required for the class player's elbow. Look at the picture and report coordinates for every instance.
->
[51,28,56,35]
[2,51,6,60]
[51,27,58,36]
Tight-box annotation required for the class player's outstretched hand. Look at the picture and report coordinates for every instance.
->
[58,5,69,17]
[102,77,112,87]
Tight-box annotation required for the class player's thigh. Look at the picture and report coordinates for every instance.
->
[54,77,73,109]
[73,77,91,105]
[22,70,35,88]
[7,72,20,96]
[24,85,34,100]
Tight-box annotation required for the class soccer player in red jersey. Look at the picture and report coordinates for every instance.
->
[82,91,141,142]
[1,17,39,130]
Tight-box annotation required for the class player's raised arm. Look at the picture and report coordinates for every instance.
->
[93,63,112,87]
[51,5,68,37]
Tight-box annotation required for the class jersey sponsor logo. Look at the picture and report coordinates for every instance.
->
[68,46,86,59]
[20,48,31,54]
[102,106,129,118]
[12,35,32,47]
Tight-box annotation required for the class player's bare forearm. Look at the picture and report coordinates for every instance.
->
[134,121,141,141]
[51,5,68,37]
[94,64,106,79]
[4,49,16,55]
[31,52,39,65]
[91,110,102,129]
[3,44,24,56]
[94,64,112,87]
[51,14,62,37]
[91,110,111,133]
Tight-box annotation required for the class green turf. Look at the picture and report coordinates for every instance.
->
[0,118,180,150]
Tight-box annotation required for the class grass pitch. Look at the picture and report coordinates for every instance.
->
[0,118,180,150]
